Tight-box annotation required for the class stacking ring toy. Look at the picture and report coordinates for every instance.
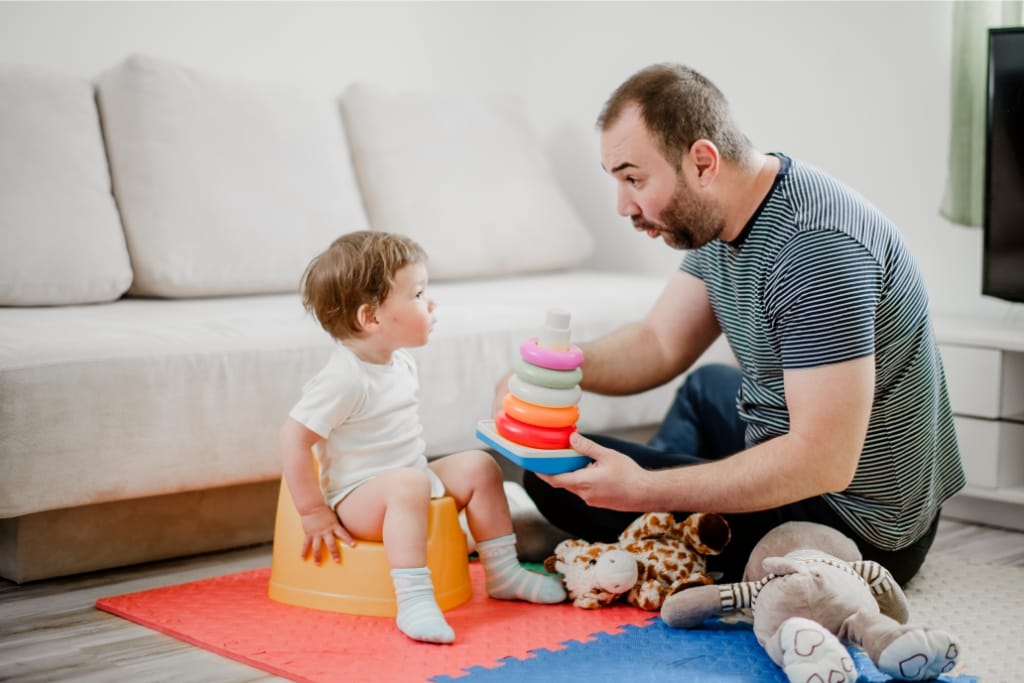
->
[503,393,579,428]
[519,338,584,371]
[495,412,575,450]
[514,356,583,389]
[508,374,581,408]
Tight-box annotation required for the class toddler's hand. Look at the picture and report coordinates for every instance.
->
[299,505,353,564]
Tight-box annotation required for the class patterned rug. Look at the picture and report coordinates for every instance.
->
[899,552,1024,682]
[95,553,1019,682]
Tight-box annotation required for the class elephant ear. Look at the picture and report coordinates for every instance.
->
[852,560,911,624]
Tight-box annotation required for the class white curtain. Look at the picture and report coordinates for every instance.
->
[940,1,1023,227]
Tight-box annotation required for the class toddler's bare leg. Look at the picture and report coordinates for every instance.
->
[433,451,565,604]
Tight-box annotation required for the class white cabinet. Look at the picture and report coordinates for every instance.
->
[934,314,1024,531]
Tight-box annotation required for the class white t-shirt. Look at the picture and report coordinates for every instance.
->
[289,345,443,509]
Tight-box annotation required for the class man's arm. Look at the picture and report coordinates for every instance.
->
[580,271,721,395]
[541,354,874,512]
[490,270,718,413]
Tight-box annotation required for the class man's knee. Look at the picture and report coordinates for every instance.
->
[680,363,741,398]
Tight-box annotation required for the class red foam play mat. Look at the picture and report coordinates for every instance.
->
[96,561,656,682]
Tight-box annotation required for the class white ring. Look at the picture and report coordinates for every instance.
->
[508,374,581,408]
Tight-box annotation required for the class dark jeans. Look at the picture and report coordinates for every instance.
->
[523,363,938,585]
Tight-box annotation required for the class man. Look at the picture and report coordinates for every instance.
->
[511,63,965,585]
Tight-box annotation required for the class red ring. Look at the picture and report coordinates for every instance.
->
[495,412,575,450]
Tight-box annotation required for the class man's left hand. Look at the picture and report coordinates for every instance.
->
[537,432,650,511]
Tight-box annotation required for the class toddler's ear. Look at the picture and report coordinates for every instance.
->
[356,303,379,331]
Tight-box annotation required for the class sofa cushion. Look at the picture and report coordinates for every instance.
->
[341,83,594,281]
[96,55,368,298]
[0,65,132,306]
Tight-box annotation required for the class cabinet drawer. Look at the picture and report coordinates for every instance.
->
[953,416,1024,489]
[941,345,1004,418]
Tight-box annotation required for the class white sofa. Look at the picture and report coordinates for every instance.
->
[0,55,728,583]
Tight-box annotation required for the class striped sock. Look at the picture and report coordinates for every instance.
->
[390,567,455,644]
[476,534,566,604]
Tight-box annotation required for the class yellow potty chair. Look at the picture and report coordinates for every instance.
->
[268,477,473,616]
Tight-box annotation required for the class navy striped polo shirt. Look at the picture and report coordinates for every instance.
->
[681,154,965,550]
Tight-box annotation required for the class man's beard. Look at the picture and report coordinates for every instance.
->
[632,177,724,250]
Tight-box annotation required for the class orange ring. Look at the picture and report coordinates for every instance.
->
[495,412,575,449]
[503,393,579,428]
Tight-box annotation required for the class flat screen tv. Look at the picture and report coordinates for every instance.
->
[983,26,1024,303]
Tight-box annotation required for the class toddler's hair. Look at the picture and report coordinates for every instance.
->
[301,231,427,340]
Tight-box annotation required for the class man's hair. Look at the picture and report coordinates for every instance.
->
[596,63,751,169]
[301,230,427,340]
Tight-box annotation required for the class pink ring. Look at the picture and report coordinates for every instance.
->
[519,338,584,371]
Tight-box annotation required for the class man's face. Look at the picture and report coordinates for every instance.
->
[600,104,724,250]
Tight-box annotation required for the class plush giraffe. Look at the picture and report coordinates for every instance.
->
[545,512,730,610]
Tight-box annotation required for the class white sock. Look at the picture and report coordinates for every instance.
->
[390,567,455,644]
[476,533,566,604]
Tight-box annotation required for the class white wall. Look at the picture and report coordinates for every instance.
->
[1,0,1019,319]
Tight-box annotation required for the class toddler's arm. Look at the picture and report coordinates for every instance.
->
[279,417,353,563]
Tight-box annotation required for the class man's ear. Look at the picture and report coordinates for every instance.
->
[356,303,379,332]
[688,139,720,186]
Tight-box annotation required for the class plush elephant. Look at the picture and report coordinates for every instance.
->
[660,521,960,682]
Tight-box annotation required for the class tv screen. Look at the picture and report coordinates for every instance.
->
[983,27,1024,304]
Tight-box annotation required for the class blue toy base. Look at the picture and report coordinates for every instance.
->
[476,419,590,474]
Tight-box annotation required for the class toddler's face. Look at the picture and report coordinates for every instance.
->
[377,262,436,348]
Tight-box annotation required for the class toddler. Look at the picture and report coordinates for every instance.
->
[280,231,566,644]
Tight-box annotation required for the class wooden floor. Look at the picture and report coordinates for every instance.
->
[1,516,1021,683]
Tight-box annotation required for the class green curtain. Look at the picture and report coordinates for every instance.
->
[940,1,1024,228]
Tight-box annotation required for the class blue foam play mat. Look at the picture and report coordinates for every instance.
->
[429,618,976,683]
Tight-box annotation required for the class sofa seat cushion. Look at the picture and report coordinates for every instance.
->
[0,65,132,306]
[0,271,708,519]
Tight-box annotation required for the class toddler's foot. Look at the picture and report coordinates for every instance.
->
[477,533,566,603]
[391,567,455,644]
